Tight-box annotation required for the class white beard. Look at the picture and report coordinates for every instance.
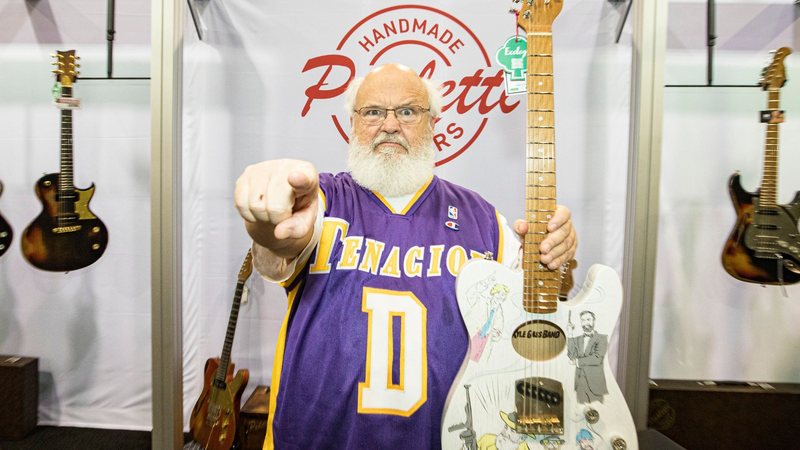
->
[347,132,435,197]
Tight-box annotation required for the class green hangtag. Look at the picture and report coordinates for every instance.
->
[51,82,60,100]
[495,36,527,81]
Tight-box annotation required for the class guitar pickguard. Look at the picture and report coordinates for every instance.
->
[441,260,637,450]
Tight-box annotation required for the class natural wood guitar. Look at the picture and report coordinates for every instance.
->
[722,47,800,286]
[190,250,253,450]
[0,182,12,258]
[21,50,108,271]
[442,2,637,448]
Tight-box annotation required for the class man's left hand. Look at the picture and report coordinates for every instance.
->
[513,204,577,270]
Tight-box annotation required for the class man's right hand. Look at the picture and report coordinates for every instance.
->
[234,159,319,259]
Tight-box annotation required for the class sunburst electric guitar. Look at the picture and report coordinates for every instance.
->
[190,250,253,450]
[21,50,108,271]
[0,182,12,258]
[441,2,637,449]
[722,47,800,286]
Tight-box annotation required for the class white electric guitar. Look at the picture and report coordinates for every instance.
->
[441,1,637,449]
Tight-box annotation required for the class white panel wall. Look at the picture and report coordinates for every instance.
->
[0,0,152,429]
[651,1,800,382]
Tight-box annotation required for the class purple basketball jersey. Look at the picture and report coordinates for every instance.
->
[268,173,503,449]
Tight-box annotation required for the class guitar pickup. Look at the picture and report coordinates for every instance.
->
[52,225,82,233]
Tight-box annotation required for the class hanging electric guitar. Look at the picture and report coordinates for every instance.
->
[21,50,108,272]
[190,250,253,450]
[0,182,12,258]
[441,2,637,449]
[722,47,800,286]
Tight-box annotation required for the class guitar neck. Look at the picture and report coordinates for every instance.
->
[523,30,560,314]
[59,86,75,194]
[214,280,246,386]
[760,89,781,207]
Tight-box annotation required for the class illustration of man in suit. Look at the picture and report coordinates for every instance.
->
[567,310,609,404]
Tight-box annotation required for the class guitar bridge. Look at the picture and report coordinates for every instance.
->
[52,225,82,233]
[514,377,564,435]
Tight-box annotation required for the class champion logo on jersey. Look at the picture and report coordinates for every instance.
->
[448,205,458,220]
[445,220,460,231]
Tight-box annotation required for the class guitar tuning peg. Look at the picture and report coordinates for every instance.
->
[509,8,519,14]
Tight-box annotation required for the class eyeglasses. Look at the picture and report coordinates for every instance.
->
[353,105,430,125]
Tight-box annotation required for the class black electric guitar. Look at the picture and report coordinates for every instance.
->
[21,50,108,272]
[190,250,253,450]
[722,47,800,285]
[0,182,12,258]
[442,2,637,449]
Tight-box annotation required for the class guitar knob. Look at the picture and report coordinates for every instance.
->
[611,437,628,450]
[584,408,599,424]
[0,231,7,238]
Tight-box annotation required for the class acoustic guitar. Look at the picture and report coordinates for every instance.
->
[190,250,253,450]
[441,2,637,449]
[21,50,108,272]
[0,182,12,258]
[722,47,800,286]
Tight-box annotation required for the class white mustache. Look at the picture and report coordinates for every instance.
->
[371,133,409,152]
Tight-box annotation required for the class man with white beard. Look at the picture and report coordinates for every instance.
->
[234,64,577,449]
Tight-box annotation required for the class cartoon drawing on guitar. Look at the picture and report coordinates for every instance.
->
[441,1,636,449]
[443,263,634,449]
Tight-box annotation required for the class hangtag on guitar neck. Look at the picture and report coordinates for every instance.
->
[55,97,81,110]
[760,110,784,123]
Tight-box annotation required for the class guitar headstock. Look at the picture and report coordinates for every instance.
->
[52,50,80,87]
[238,249,254,282]
[514,0,563,33]
[760,47,791,90]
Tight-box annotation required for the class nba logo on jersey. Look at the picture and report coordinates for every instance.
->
[448,205,458,220]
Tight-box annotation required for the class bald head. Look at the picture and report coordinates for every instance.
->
[344,64,442,118]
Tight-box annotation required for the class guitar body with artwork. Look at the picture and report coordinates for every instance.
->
[722,47,800,285]
[21,50,108,272]
[442,2,636,448]
[442,262,636,450]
